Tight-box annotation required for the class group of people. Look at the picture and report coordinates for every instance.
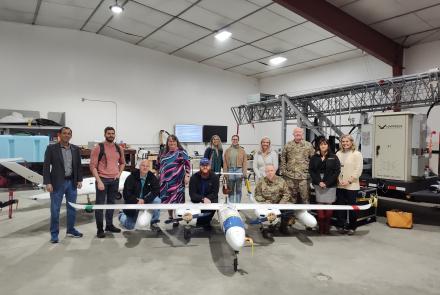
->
[254,129,363,236]
[43,125,362,243]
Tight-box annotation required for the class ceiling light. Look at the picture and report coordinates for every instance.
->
[110,1,124,14]
[215,30,232,41]
[269,56,287,66]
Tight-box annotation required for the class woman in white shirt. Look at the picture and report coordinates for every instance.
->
[253,137,278,182]
[335,134,363,235]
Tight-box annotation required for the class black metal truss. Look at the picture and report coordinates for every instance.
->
[231,70,440,125]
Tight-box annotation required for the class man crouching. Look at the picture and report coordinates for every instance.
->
[254,164,292,238]
[118,159,160,230]
[189,158,219,230]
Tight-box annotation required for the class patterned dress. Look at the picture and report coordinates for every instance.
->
[159,149,190,204]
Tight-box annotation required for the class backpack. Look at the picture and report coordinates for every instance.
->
[98,142,122,166]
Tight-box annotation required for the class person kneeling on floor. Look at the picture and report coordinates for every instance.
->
[189,158,219,230]
[119,159,160,230]
[254,164,292,238]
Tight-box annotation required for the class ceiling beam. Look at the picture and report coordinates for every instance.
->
[273,0,404,76]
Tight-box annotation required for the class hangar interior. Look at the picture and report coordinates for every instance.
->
[0,1,440,295]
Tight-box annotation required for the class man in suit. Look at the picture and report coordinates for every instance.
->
[43,127,83,243]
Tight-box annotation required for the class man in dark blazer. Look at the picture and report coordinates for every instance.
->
[43,127,83,243]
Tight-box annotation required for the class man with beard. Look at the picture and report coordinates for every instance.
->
[90,126,125,238]
[189,158,219,230]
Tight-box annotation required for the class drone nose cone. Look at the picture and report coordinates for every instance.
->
[295,210,317,228]
[225,227,245,251]
[135,210,152,229]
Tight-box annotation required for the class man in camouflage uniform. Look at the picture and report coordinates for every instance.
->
[255,165,290,204]
[254,164,292,238]
[280,127,315,204]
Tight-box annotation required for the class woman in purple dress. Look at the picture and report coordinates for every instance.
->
[159,135,190,225]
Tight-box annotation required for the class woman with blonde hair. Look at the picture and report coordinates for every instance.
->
[253,136,278,182]
[335,134,363,235]
[203,135,223,174]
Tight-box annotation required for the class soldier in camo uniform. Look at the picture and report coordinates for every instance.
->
[280,127,315,204]
[254,164,292,238]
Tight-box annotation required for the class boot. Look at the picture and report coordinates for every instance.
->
[318,220,324,234]
[324,210,333,234]
[323,217,331,234]
[279,219,289,234]
[317,210,325,234]
[262,228,274,239]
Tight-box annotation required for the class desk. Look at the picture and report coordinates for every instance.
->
[80,148,137,172]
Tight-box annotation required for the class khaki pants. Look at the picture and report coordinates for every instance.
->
[283,177,310,204]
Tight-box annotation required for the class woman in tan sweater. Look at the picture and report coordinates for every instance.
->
[336,134,363,235]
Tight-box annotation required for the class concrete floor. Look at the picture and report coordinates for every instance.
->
[1,190,439,295]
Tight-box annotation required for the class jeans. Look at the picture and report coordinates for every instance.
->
[335,188,358,230]
[50,179,77,239]
[196,210,215,227]
[227,167,243,203]
[95,177,119,230]
[118,197,161,230]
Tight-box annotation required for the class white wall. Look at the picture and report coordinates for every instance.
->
[259,55,392,95]
[404,40,440,74]
[0,21,258,153]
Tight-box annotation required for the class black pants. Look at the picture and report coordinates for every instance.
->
[335,188,358,230]
[95,177,119,230]
[196,210,215,227]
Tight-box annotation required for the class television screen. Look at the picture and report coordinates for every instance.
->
[203,125,228,142]
[174,124,203,143]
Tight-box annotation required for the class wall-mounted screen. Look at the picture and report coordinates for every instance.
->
[174,124,203,143]
[203,125,228,142]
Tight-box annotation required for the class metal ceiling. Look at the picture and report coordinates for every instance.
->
[0,0,439,78]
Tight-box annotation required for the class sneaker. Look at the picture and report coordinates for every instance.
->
[50,238,59,244]
[105,225,121,233]
[337,227,347,234]
[347,229,355,236]
[67,229,83,238]
[150,223,161,232]
[97,230,105,238]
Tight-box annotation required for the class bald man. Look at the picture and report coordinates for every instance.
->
[280,128,315,204]
[118,159,161,231]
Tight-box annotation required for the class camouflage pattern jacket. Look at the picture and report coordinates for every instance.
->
[280,140,315,180]
[254,175,291,203]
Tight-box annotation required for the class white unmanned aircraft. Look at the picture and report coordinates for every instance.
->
[70,199,373,272]
[0,158,130,201]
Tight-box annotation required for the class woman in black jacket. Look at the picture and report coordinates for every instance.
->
[118,160,160,230]
[309,137,341,234]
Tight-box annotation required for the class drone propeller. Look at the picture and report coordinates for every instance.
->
[164,213,211,224]
[249,211,294,225]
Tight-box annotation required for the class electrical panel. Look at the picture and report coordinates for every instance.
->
[372,112,427,181]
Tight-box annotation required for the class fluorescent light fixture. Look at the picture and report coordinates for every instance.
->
[269,56,287,66]
[110,1,124,14]
[215,30,232,41]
